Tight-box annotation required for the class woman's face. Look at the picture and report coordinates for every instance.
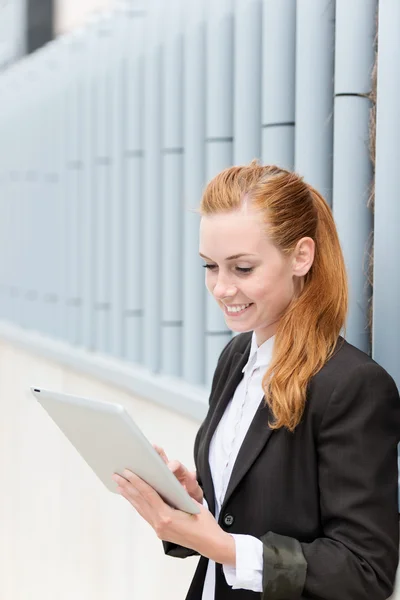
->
[199,206,303,346]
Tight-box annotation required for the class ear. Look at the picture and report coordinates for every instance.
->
[292,237,315,277]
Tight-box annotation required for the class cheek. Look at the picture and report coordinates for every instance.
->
[205,271,215,293]
[251,270,294,307]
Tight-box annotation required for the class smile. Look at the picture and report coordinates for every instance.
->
[224,303,253,316]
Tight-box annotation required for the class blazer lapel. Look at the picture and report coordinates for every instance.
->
[199,349,250,516]
[220,396,274,515]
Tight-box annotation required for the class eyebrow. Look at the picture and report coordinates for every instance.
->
[199,253,257,261]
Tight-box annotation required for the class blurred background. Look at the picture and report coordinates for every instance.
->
[0,0,399,598]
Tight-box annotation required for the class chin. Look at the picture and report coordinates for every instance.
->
[226,322,254,334]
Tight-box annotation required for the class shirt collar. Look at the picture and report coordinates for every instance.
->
[242,331,275,373]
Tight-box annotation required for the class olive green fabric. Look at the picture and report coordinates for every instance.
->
[261,532,307,599]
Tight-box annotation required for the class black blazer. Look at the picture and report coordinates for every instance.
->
[164,333,400,600]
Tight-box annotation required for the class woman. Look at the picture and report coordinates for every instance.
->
[113,163,400,599]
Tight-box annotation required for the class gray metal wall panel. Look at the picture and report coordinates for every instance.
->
[33,65,46,333]
[143,0,162,373]
[93,17,113,353]
[80,21,97,352]
[47,43,65,341]
[234,0,262,164]
[124,9,145,364]
[182,0,206,385]
[335,0,377,95]
[109,11,129,359]
[372,0,400,388]
[161,0,183,377]
[333,0,377,354]
[262,0,296,170]
[65,36,84,346]
[205,0,234,386]
[295,0,335,202]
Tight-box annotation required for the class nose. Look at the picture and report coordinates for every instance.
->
[212,273,237,301]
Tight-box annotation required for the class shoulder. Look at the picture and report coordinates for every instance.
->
[312,337,397,394]
[308,337,400,429]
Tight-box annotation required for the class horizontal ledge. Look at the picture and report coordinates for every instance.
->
[162,148,184,155]
[93,302,110,310]
[43,294,59,303]
[125,150,144,158]
[44,174,59,183]
[262,121,295,129]
[66,298,82,307]
[206,330,232,337]
[67,160,83,170]
[162,321,183,327]
[125,309,143,317]
[0,320,208,422]
[205,137,234,143]
[95,157,111,166]
[26,291,38,300]
[335,92,370,99]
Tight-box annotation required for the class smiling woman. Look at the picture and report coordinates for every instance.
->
[117,162,400,600]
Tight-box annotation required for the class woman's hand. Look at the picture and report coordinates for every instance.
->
[153,445,204,504]
[112,470,235,566]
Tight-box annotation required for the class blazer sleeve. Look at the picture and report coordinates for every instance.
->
[260,362,400,600]
[162,336,237,559]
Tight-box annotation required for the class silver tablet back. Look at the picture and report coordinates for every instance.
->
[30,387,200,514]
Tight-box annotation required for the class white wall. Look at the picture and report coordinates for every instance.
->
[53,0,116,35]
[0,340,198,600]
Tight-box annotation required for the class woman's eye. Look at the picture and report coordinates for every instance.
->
[202,264,253,274]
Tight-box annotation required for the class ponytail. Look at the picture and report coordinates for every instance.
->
[263,185,348,431]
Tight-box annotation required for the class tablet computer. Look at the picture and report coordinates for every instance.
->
[30,387,200,515]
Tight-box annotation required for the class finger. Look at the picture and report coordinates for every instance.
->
[168,460,189,480]
[169,464,198,493]
[113,473,143,505]
[113,473,128,486]
[153,445,169,464]
[117,485,130,499]
[123,469,165,509]
[115,474,152,515]
[117,485,154,524]
[187,470,198,482]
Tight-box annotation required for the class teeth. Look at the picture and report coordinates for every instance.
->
[226,303,250,313]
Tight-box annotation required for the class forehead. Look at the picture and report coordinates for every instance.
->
[199,209,268,257]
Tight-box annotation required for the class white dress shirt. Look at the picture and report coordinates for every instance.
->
[201,333,274,600]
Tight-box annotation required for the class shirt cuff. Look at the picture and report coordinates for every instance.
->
[223,534,263,592]
[202,496,209,510]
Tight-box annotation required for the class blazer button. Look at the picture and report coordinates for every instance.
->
[223,514,234,527]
